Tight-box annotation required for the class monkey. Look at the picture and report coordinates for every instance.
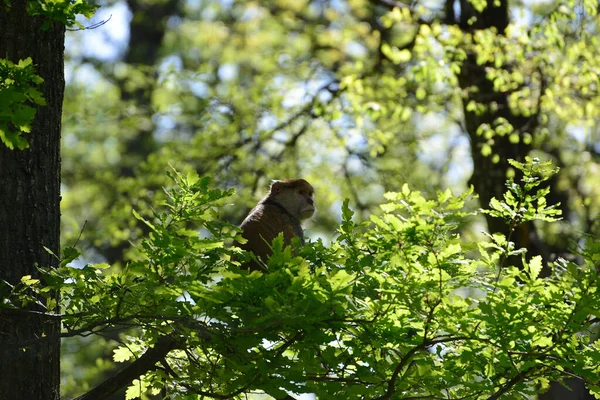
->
[237,179,315,271]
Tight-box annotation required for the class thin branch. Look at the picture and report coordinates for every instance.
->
[487,367,536,400]
[67,15,112,32]
[371,342,429,400]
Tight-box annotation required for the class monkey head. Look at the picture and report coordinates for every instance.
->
[268,179,316,221]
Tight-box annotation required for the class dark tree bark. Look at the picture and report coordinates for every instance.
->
[0,1,65,399]
[455,0,532,235]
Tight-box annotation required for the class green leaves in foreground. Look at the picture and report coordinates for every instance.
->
[0,57,45,150]
[3,160,600,399]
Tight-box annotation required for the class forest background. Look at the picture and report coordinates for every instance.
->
[1,0,599,399]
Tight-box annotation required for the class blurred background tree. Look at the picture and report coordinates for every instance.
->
[60,0,599,398]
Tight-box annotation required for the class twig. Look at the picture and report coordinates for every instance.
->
[67,15,112,32]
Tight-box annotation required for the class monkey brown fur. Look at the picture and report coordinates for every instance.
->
[237,179,315,271]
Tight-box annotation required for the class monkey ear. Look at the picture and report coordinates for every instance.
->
[270,181,284,195]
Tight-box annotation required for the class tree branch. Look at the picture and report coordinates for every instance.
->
[72,335,182,400]
[487,367,535,400]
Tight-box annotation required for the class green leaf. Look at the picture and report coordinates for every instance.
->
[528,255,543,281]
[532,336,553,347]
[329,270,354,292]
[186,170,199,186]
[125,379,148,400]
[341,198,354,222]
[61,246,81,267]
[113,347,133,363]
[17,58,32,68]
[20,275,40,285]
[132,209,156,231]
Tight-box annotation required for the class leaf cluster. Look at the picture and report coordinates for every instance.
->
[0,0,97,151]
[0,57,45,150]
[27,0,98,29]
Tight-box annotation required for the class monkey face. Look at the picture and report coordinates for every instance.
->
[298,188,315,220]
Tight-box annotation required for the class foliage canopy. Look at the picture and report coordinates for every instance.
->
[8,159,600,399]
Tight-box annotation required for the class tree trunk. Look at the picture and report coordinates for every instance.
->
[0,1,65,399]
[454,0,532,236]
